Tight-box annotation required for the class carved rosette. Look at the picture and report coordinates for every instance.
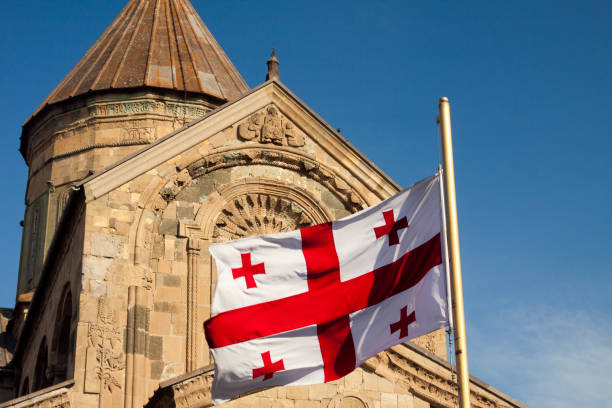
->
[213,193,314,241]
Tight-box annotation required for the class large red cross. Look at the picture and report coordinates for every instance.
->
[232,253,265,289]
[206,223,441,382]
[373,210,409,246]
[252,351,285,380]
[389,306,416,339]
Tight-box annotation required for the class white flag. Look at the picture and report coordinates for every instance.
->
[205,174,448,404]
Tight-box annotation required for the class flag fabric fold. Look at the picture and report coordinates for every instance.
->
[204,174,448,404]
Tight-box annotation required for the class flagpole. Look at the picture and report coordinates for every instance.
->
[438,97,471,408]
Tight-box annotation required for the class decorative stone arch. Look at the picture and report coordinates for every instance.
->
[50,284,73,383]
[129,143,367,278]
[124,143,371,381]
[192,176,332,241]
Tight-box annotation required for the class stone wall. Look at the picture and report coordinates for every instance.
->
[17,90,218,296]
[16,204,84,398]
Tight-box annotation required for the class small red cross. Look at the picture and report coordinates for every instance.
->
[232,253,265,289]
[389,306,416,339]
[373,210,409,246]
[252,351,285,380]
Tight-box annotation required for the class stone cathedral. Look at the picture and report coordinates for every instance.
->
[0,1,526,408]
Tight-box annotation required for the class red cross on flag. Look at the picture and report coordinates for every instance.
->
[205,174,449,404]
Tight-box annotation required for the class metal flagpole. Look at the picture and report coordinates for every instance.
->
[438,97,471,408]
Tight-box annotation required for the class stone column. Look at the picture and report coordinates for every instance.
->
[186,238,201,372]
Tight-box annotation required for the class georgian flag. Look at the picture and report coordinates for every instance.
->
[204,174,449,404]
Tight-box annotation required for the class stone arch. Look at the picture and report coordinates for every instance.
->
[33,337,50,391]
[50,284,72,383]
[193,177,333,242]
[130,144,365,275]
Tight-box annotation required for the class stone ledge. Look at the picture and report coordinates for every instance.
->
[0,379,73,408]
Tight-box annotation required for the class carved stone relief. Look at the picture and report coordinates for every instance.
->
[186,148,365,213]
[85,298,124,393]
[237,105,305,147]
[120,120,156,143]
[213,193,314,241]
[172,372,213,408]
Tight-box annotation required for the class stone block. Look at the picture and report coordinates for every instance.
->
[413,397,429,408]
[397,394,414,407]
[163,336,183,362]
[363,371,379,391]
[161,362,184,381]
[83,255,113,280]
[84,347,100,393]
[294,401,320,408]
[378,377,394,393]
[93,215,109,228]
[88,279,108,297]
[344,369,363,389]
[90,232,122,258]
[172,313,186,336]
[109,190,131,203]
[154,301,180,313]
[159,219,178,236]
[309,383,337,400]
[160,274,181,287]
[177,203,194,219]
[286,386,309,400]
[380,393,397,408]
[258,387,278,398]
[173,261,188,276]
[148,335,163,360]
[150,311,171,335]
[111,220,131,235]
[156,286,181,302]
[110,208,134,222]
[164,236,175,260]
[271,401,294,408]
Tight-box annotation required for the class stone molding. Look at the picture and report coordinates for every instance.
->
[0,379,73,408]
[82,81,400,204]
[192,177,334,240]
[186,146,366,213]
[143,342,528,408]
[364,344,528,408]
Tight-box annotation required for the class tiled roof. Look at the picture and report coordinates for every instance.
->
[28,0,249,123]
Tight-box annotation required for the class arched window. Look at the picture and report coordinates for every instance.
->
[20,377,29,396]
[33,337,50,391]
[51,286,72,383]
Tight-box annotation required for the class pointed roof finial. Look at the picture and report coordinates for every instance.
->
[266,48,280,82]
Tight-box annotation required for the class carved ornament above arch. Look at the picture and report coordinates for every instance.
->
[184,177,332,243]
[186,145,366,213]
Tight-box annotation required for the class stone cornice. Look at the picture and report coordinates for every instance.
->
[0,379,73,408]
[144,342,528,408]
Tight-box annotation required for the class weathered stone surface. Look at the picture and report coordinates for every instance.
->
[89,232,122,258]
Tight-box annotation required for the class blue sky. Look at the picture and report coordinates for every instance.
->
[1,1,610,406]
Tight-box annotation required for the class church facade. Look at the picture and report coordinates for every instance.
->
[0,1,526,407]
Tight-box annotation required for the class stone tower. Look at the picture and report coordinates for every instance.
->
[17,0,249,297]
[0,2,527,408]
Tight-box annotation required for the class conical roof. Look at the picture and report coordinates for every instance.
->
[30,0,249,121]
